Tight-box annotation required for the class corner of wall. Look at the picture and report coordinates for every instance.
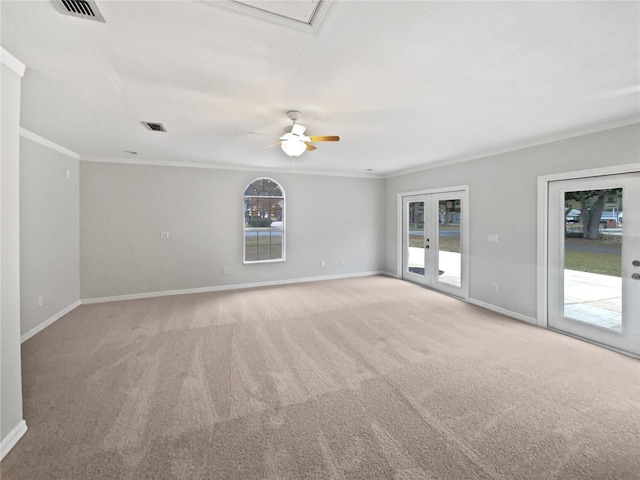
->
[19,131,81,341]
[1,47,27,458]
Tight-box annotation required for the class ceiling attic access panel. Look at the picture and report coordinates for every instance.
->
[237,0,319,23]
[203,0,335,35]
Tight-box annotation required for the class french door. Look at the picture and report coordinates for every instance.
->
[402,189,468,299]
[548,173,640,356]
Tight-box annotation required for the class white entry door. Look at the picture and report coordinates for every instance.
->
[402,190,468,299]
[548,173,640,356]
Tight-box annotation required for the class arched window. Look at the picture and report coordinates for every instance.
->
[244,178,285,263]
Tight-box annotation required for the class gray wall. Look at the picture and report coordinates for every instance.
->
[80,162,385,299]
[1,61,25,448]
[20,137,79,336]
[385,123,640,320]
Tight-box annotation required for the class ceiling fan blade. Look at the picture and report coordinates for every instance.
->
[305,142,317,151]
[249,131,279,136]
[265,141,283,148]
[308,135,340,142]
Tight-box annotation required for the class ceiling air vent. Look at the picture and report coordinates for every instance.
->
[141,122,167,133]
[52,0,105,22]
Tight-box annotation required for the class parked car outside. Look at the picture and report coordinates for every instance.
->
[565,209,580,223]
[599,211,620,225]
[565,209,622,226]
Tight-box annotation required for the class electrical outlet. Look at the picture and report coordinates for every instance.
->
[160,231,170,239]
[38,296,43,306]
[223,267,229,274]
[492,283,498,292]
[340,259,344,266]
[488,234,499,243]
[321,260,326,267]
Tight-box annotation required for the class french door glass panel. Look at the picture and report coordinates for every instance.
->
[403,191,466,298]
[404,195,430,284]
[407,200,427,275]
[548,173,640,355]
[437,197,461,288]
[563,187,622,330]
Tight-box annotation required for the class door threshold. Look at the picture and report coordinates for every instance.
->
[402,278,467,302]
[547,327,639,360]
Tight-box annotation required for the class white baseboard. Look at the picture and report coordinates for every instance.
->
[81,271,386,305]
[0,420,27,460]
[21,300,81,343]
[380,271,400,279]
[467,298,537,325]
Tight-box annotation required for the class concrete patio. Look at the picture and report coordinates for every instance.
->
[564,269,621,331]
[407,248,621,331]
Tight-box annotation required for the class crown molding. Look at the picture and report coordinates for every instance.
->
[0,48,25,77]
[385,116,640,179]
[80,156,383,179]
[20,128,80,159]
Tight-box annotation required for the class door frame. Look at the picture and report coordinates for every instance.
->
[536,163,639,356]
[397,185,469,300]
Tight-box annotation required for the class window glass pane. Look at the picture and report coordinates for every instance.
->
[244,198,283,227]
[244,232,258,262]
[245,232,282,262]
[270,244,282,259]
[407,201,425,274]
[563,188,622,331]
[244,178,285,262]
[257,231,272,246]
[437,199,461,287]
[257,233,274,261]
[244,179,283,197]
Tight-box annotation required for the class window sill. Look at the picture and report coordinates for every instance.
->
[243,258,286,265]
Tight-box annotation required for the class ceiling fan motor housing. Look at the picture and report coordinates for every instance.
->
[290,123,307,137]
[287,110,302,122]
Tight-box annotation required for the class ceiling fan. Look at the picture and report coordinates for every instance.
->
[260,111,340,157]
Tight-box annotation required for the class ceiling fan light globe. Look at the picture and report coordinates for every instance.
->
[281,140,307,157]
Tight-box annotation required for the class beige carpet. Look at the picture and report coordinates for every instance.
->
[2,276,639,479]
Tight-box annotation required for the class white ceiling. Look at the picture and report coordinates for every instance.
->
[2,0,639,177]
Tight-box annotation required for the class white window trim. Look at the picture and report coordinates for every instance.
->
[536,163,639,328]
[243,177,286,264]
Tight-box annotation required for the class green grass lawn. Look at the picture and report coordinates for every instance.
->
[409,224,460,253]
[564,236,621,277]
[409,228,620,277]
